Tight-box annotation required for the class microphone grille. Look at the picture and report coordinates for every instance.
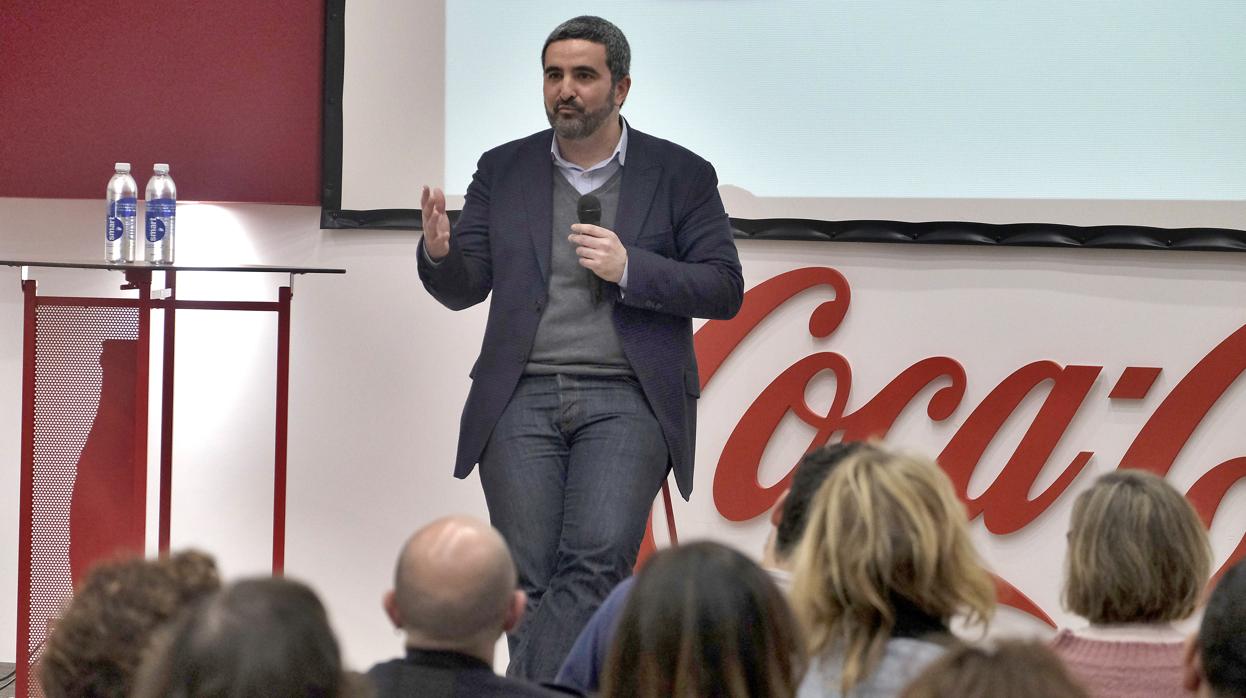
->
[577,194,602,225]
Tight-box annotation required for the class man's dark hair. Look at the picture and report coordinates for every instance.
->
[542,16,631,86]
[1200,558,1246,697]
[773,441,865,558]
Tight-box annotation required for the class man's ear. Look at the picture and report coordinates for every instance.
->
[614,74,632,110]
[383,590,402,629]
[503,590,527,633]
[770,490,791,528]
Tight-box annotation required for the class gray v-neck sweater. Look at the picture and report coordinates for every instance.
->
[525,170,632,375]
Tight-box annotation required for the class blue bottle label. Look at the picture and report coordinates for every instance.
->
[145,198,175,242]
[106,197,137,241]
[146,198,175,216]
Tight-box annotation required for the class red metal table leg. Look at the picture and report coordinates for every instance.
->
[126,270,151,552]
[273,286,292,574]
[16,279,37,697]
[159,271,177,555]
[661,481,679,546]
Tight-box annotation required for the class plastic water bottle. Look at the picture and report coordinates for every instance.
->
[105,163,138,263]
[144,164,176,265]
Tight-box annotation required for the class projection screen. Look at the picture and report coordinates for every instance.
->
[324,0,1246,244]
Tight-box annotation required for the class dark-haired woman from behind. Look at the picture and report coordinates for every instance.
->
[599,540,806,698]
[134,576,369,698]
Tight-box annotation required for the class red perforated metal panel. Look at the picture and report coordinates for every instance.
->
[22,304,143,695]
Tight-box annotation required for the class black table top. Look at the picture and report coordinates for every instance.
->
[0,259,345,274]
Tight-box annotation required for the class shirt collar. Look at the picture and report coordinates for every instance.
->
[550,117,629,172]
[403,647,491,672]
[1072,623,1185,643]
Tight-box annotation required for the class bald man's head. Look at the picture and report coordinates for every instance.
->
[390,516,519,649]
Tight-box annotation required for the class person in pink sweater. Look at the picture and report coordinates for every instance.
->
[1051,469,1213,698]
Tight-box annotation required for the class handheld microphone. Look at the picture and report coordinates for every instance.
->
[577,194,603,302]
[577,194,602,226]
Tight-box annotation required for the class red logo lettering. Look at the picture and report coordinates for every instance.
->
[695,267,1246,619]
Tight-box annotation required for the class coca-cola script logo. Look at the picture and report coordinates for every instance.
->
[693,267,1246,623]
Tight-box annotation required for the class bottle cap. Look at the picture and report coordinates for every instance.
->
[153,163,170,175]
[115,162,131,173]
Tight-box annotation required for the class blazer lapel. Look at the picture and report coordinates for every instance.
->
[519,137,554,283]
[614,130,661,249]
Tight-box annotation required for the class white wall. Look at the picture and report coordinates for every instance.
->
[3,198,1245,670]
[0,198,494,668]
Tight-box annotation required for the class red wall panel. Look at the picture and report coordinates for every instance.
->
[0,2,323,204]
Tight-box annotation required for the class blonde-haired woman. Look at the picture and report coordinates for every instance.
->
[1052,469,1212,698]
[790,443,994,697]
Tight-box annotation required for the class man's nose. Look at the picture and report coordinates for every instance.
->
[558,78,576,102]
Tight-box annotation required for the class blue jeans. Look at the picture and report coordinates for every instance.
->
[479,374,669,683]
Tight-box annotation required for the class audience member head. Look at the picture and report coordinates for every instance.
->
[601,541,805,698]
[1188,558,1246,698]
[900,640,1089,698]
[1063,468,1211,625]
[383,515,523,663]
[789,443,994,692]
[134,577,351,698]
[765,441,864,569]
[39,550,220,698]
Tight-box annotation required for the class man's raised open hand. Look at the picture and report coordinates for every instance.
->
[421,185,451,260]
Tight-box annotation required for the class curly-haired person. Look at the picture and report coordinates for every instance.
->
[38,550,221,698]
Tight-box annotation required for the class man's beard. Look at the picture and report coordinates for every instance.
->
[546,98,614,140]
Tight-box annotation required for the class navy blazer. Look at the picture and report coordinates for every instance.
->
[418,126,743,498]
